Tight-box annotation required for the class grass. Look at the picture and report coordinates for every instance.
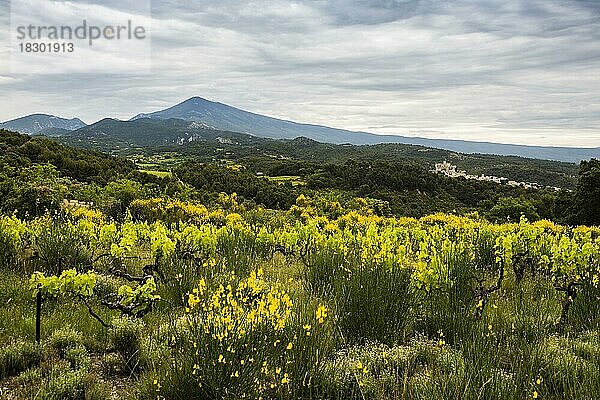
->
[138,169,172,178]
[264,175,307,186]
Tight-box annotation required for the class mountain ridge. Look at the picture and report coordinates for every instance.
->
[127,96,600,163]
[3,97,599,162]
[0,113,86,134]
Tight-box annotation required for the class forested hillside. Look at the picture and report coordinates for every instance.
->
[0,130,588,223]
[0,130,135,184]
[58,123,579,189]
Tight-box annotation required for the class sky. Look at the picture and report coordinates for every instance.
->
[1,0,600,147]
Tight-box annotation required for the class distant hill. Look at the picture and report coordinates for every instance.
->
[55,118,578,189]
[180,135,579,190]
[38,127,73,137]
[0,114,86,134]
[3,99,598,162]
[0,128,567,221]
[129,96,600,163]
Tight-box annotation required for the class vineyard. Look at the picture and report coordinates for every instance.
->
[1,195,600,399]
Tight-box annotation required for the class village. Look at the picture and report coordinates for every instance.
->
[432,161,563,191]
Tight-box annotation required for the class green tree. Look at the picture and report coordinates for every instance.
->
[105,179,144,217]
[564,159,600,226]
[485,196,540,223]
[0,164,70,216]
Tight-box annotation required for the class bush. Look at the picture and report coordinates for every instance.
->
[535,333,600,398]
[30,215,92,274]
[64,345,91,371]
[155,269,331,399]
[0,340,43,379]
[159,254,203,307]
[15,365,44,387]
[0,215,25,270]
[108,317,145,374]
[569,284,600,330]
[46,327,85,357]
[318,339,465,399]
[334,264,416,345]
[81,374,112,400]
[39,366,87,400]
[29,360,110,400]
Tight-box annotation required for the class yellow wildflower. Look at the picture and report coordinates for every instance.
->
[316,304,328,324]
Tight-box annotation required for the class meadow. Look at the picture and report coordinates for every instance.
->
[0,194,599,399]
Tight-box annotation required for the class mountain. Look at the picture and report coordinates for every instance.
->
[0,114,86,135]
[129,97,599,163]
[130,96,397,143]
[63,117,259,150]
[38,127,73,137]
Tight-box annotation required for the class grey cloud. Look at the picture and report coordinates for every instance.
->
[317,0,429,25]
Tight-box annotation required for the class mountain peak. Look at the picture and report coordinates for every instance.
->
[175,96,224,109]
[183,96,213,104]
[131,96,227,121]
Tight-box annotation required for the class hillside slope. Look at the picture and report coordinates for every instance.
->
[129,97,600,162]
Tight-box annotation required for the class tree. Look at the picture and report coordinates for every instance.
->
[485,196,540,223]
[0,164,70,217]
[105,179,144,217]
[567,159,600,226]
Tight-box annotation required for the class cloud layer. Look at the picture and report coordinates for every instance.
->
[1,0,599,146]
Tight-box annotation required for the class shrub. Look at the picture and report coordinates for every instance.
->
[535,333,600,398]
[15,365,44,387]
[38,366,87,400]
[334,263,416,345]
[302,237,346,297]
[81,374,112,400]
[64,345,91,371]
[30,215,92,274]
[108,316,145,374]
[0,340,43,379]
[46,327,85,357]
[318,339,465,399]
[569,284,600,330]
[155,269,331,399]
[158,254,203,307]
[0,215,26,270]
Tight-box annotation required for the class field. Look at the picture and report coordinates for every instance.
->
[1,195,599,400]
[138,170,173,179]
[263,175,306,186]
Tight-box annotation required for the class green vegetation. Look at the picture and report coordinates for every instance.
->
[1,199,600,399]
[138,170,172,179]
[556,159,600,226]
[59,125,578,190]
[1,129,599,399]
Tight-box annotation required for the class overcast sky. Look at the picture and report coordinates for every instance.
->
[1,0,600,146]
